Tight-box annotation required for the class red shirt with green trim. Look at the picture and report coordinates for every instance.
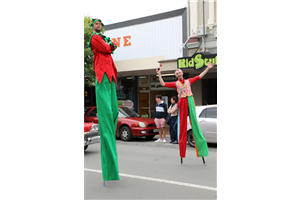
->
[90,34,117,84]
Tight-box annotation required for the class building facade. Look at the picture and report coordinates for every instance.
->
[85,1,217,117]
[185,0,217,106]
[105,8,188,118]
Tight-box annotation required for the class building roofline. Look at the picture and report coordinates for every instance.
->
[104,7,186,30]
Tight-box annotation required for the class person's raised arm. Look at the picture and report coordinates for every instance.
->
[199,62,214,79]
[156,68,165,87]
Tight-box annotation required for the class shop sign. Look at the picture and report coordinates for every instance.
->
[152,76,177,82]
[162,76,177,81]
[111,36,131,47]
[150,82,175,91]
[177,53,217,70]
[118,100,134,109]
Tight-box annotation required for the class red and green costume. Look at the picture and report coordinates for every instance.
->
[165,77,209,158]
[88,18,119,181]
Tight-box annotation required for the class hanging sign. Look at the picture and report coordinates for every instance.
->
[177,53,217,70]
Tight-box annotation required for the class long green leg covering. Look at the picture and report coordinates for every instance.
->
[95,73,119,181]
[187,96,209,157]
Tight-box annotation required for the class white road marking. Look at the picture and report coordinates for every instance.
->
[84,168,217,191]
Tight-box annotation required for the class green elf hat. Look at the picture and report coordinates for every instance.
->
[90,18,104,27]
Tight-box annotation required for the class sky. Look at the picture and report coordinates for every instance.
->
[84,0,188,25]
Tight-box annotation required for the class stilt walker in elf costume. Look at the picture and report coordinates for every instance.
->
[156,63,214,164]
[88,18,119,183]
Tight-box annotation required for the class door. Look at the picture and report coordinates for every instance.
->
[198,107,217,142]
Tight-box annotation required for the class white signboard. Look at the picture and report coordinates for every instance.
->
[118,100,134,109]
[106,16,183,61]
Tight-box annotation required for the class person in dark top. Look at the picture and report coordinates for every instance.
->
[168,96,178,144]
[154,95,168,143]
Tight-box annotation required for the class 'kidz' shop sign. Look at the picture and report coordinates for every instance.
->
[177,53,217,70]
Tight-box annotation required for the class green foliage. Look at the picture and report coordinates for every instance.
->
[84,15,105,87]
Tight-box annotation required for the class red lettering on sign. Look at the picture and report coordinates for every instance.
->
[112,37,121,47]
[123,36,131,46]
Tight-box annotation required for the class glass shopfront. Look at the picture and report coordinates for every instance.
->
[138,76,150,117]
[116,77,135,111]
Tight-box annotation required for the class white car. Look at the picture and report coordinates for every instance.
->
[187,105,217,147]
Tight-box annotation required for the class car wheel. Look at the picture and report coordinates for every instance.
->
[84,145,88,151]
[187,130,195,147]
[120,126,133,141]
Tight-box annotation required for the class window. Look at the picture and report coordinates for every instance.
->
[84,108,92,114]
[118,107,140,118]
[88,108,97,117]
[199,108,217,118]
[199,109,206,118]
[208,48,217,54]
[206,108,217,118]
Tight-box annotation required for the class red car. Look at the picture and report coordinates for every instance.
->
[84,106,158,141]
[84,122,100,151]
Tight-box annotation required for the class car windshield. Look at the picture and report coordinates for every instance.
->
[119,107,140,118]
[84,108,92,114]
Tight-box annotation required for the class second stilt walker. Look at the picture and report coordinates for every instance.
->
[156,63,214,160]
[88,18,119,181]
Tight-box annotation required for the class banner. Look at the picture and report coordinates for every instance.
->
[177,53,217,70]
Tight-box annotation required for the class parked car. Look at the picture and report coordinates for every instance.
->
[84,122,100,151]
[187,105,217,147]
[84,106,159,141]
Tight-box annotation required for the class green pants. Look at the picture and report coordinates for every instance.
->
[95,73,119,181]
[188,96,209,157]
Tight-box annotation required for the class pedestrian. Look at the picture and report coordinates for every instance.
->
[154,94,168,143]
[88,18,119,182]
[168,96,178,144]
[156,63,214,159]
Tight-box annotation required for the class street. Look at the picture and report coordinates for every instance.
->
[84,136,217,200]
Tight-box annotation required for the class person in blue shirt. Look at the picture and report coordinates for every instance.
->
[154,95,168,143]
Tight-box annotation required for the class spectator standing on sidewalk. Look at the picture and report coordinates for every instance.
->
[154,95,168,143]
[168,96,178,144]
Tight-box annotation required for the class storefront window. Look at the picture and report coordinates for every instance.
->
[138,76,150,118]
[116,77,135,110]
[208,48,217,54]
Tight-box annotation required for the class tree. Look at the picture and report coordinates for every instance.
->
[84,15,105,87]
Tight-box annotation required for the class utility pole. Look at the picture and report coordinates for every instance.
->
[201,0,210,54]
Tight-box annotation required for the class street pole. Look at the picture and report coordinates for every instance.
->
[202,0,207,53]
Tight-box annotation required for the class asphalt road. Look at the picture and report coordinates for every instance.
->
[84,136,217,200]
